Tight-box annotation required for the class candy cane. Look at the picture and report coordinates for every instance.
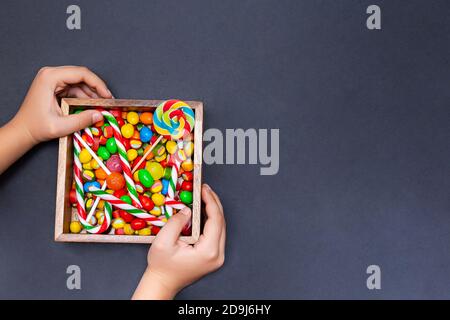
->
[101,111,142,208]
[83,127,94,146]
[88,187,165,227]
[164,148,187,217]
[73,135,112,233]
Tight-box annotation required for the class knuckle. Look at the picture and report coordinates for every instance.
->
[204,249,219,262]
[37,66,52,77]
[216,255,225,268]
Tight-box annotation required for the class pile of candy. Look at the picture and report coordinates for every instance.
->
[69,100,195,236]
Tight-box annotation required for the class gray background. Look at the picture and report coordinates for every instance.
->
[0,0,448,299]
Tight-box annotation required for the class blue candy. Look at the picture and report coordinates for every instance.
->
[161,179,169,195]
[84,181,101,193]
[140,126,153,143]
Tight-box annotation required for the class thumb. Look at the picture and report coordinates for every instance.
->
[154,207,192,246]
[56,110,103,137]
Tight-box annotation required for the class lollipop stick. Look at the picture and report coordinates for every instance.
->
[85,180,107,222]
[131,135,163,173]
[73,132,111,175]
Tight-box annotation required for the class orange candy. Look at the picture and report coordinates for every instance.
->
[140,112,153,125]
[95,168,108,180]
[106,172,126,191]
[143,145,155,160]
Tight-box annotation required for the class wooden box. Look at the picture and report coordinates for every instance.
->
[55,98,203,244]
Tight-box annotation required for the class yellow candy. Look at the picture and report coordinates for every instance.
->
[150,206,162,216]
[127,111,139,125]
[88,216,97,225]
[185,141,194,157]
[155,145,166,156]
[97,200,105,210]
[112,218,125,229]
[82,162,92,170]
[155,153,166,162]
[181,159,194,172]
[79,148,92,164]
[166,141,178,154]
[86,198,93,209]
[136,184,144,193]
[106,189,114,194]
[121,124,134,139]
[124,224,135,235]
[90,159,100,170]
[95,210,104,220]
[152,193,165,206]
[150,180,163,193]
[130,139,142,149]
[127,149,138,162]
[82,170,95,181]
[98,215,105,225]
[133,170,140,183]
[138,227,151,236]
[146,162,164,180]
[70,221,82,233]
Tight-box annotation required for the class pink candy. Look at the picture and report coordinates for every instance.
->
[106,154,122,173]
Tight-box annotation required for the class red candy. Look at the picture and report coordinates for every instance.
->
[103,126,114,138]
[99,136,107,145]
[182,172,193,181]
[112,210,121,219]
[132,156,146,171]
[106,154,122,173]
[122,138,131,150]
[116,117,125,127]
[113,188,127,199]
[92,137,100,152]
[131,219,146,230]
[119,210,134,223]
[110,110,121,118]
[106,172,125,191]
[69,189,77,204]
[115,228,125,235]
[151,226,161,235]
[139,195,154,211]
[181,181,193,192]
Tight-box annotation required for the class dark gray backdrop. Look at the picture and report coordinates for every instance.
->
[0,0,448,299]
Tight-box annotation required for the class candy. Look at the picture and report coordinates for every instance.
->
[119,210,135,223]
[70,221,82,233]
[69,189,77,204]
[150,180,163,193]
[139,195,154,211]
[138,169,154,188]
[106,172,126,191]
[153,100,195,139]
[163,168,172,180]
[112,218,126,229]
[127,111,139,125]
[106,154,122,173]
[90,158,100,170]
[79,148,92,163]
[121,123,134,139]
[184,141,194,157]
[106,137,118,154]
[152,226,161,235]
[161,179,169,195]
[180,191,193,204]
[131,219,146,230]
[140,112,153,125]
[123,224,135,235]
[82,170,95,181]
[150,206,162,216]
[120,195,132,205]
[115,228,125,235]
[166,140,177,154]
[139,126,152,143]
[130,139,142,149]
[127,149,138,162]
[181,159,194,171]
[103,125,114,138]
[95,168,108,180]
[181,181,193,192]
[138,227,151,236]
[146,162,164,180]
[84,181,101,193]
[155,153,167,162]
[151,193,165,207]
[182,172,193,181]
[97,146,111,161]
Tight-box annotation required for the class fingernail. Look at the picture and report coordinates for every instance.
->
[92,112,103,123]
[180,207,191,216]
[203,183,211,191]
[107,89,114,98]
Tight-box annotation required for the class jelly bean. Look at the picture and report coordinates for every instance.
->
[103,125,114,138]
[106,172,126,191]
[155,153,167,162]
[88,216,97,225]
[110,110,121,118]
[130,139,142,149]
[95,168,108,180]
[154,145,166,157]
[133,170,140,183]
[92,137,100,151]
[115,228,125,235]
[151,193,165,207]
[182,172,193,181]
[84,181,101,193]
[132,130,140,140]
[131,219,146,230]
[140,112,153,125]
[138,227,151,236]
[119,210,135,223]
[106,154,122,173]
[79,148,92,163]
[69,189,77,204]
[163,168,172,180]
[138,169,154,188]
[97,200,105,210]
[94,118,104,128]
[143,145,155,160]
[146,162,164,180]
[121,195,132,205]
[136,183,144,193]
[181,181,193,192]
[139,195,154,211]
[123,138,131,150]
[166,140,177,154]
[90,127,101,136]
[112,218,125,229]
[90,158,100,170]
[150,180,163,193]
[82,162,92,170]
[124,224,135,235]
[150,206,162,216]
[112,210,121,219]
[137,148,144,156]
[151,226,161,235]
[116,117,125,127]
[82,170,95,181]
[95,211,104,220]
[181,159,194,172]
[70,221,82,233]
[161,179,169,195]
[184,141,194,157]
[121,111,128,119]
[127,111,139,125]
[139,126,152,143]
[106,137,117,154]
[86,198,93,209]
[97,146,110,161]
[98,216,105,225]
[121,123,134,139]
[113,188,127,199]
[136,123,144,131]
[180,191,193,204]
[99,136,108,146]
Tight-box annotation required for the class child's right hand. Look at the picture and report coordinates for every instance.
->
[133,184,226,300]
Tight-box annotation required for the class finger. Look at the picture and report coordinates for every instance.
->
[54,110,103,137]
[195,184,224,248]
[78,83,100,98]
[47,66,112,98]
[153,207,192,247]
[207,185,224,213]
[65,86,92,99]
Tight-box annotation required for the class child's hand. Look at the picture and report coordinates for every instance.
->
[15,66,112,143]
[133,184,226,300]
[0,66,112,173]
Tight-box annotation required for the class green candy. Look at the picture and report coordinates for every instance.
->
[163,167,172,180]
[106,137,117,154]
[97,146,110,161]
[120,195,132,205]
[180,191,193,205]
[137,148,144,156]
[138,169,154,188]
